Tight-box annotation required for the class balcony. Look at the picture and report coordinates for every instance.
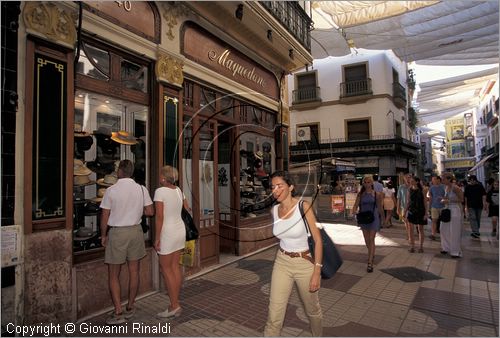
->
[260,1,313,52]
[392,82,407,109]
[340,78,373,103]
[292,86,321,105]
[290,133,419,163]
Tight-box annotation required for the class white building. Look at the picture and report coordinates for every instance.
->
[288,49,419,179]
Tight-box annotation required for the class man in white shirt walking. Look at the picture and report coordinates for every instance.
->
[100,160,154,325]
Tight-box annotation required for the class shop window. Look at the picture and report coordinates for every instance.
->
[121,58,147,93]
[200,87,216,114]
[77,42,110,81]
[219,94,234,118]
[239,133,275,218]
[347,119,370,141]
[73,90,149,254]
[199,120,215,219]
[183,82,194,108]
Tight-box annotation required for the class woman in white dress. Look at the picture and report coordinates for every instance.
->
[154,165,190,318]
[382,181,396,227]
[439,172,464,258]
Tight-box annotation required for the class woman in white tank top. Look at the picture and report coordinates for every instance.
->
[264,171,323,337]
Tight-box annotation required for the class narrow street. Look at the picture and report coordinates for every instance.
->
[76,217,499,337]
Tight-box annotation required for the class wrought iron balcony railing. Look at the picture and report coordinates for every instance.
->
[392,82,407,100]
[292,86,321,104]
[340,78,373,98]
[260,1,313,52]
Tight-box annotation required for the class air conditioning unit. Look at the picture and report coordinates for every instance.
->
[296,126,311,141]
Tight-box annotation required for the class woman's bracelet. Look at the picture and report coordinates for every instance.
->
[315,262,323,267]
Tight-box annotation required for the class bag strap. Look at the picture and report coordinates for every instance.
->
[299,200,312,238]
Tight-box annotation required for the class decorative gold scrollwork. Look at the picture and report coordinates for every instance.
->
[23,2,77,47]
[156,54,184,87]
[162,2,189,41]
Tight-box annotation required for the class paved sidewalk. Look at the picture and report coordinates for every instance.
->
[77,217,498,337]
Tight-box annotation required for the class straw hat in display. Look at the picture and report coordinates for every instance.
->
[111,130,138,145]
[255,151,264,160]
[74,159,93,176]
[73,175,95,186]
[97,174,117,187]
[90,188,107,203]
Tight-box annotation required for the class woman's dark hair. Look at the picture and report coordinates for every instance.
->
[270,171,297,196]
[386,181,393,189]
[413,176,423,191]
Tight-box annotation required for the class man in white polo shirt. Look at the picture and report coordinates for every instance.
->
[100,159,154,325]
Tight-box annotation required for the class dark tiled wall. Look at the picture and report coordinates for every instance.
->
[1,2,20,226]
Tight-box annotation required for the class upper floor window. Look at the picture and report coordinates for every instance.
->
[341,63,371,97]
[293,71,320,104]
[346,119,370,141]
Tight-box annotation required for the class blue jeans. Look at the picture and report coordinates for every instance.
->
[468,208,483,234]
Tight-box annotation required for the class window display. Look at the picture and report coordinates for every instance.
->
[239,133,275,218]
[73,90,149,253]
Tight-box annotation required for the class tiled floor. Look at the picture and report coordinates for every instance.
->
[77,216,498,337]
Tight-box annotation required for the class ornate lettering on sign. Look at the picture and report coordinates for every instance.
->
[208,49,265,87]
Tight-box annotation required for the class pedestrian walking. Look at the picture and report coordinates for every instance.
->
[352,175,384,272]
[485,179,499,238]
[464,175,487,238]
[397,173,412,240]
[440,172,464,258]
[428,175,445,240]
[405,176,427,253]
[382,181,396,227]
[154,165,190,318]
[100,159,154,325]
[373,174,384,193]
[264,171,323,337]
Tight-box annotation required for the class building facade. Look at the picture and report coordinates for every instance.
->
[288,50,419,180]
[1,1,313,324]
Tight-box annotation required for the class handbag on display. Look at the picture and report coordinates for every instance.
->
[439,208,451,222]
[299,200,343,279]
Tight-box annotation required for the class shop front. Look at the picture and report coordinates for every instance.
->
[12,1,303,323]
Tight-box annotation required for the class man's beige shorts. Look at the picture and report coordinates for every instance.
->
[105,225,146,264]
[431,208,442,220]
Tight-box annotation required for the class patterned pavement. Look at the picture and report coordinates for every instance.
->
[76,217,498,337]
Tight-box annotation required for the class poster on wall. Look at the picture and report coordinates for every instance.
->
[445,117,465,142]
[451,125,464,140]
[331,195,345,213]
[345,193,357,210]
[449,142,466,158]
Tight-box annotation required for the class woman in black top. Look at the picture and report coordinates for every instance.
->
[404,177,428,253]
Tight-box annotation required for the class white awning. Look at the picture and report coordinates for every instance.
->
[468,154,496,173]
[311,1,499,65]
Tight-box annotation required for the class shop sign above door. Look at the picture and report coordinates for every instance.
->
[182,22,279,100]
[83,1,160,43]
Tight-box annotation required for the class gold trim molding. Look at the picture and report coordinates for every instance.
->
[162,2,189,41]
[156,54,184,87]
[23,2,77,47]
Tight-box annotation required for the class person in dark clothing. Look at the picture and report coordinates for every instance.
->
[485,180,499,238]
[405,177,427,253]
[464,175,487,238]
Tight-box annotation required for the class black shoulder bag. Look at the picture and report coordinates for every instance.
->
[139,185,150,233]
[299,200,343,279]
[356,193,376,224]
[178,188,199,241]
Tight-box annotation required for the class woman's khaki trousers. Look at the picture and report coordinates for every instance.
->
[264,250,323,336]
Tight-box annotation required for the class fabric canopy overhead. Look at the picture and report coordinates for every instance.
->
[311,1,499,66]
[415,66,498,124]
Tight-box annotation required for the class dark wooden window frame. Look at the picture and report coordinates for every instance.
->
[24,38,74,233]
[345,118,372,141]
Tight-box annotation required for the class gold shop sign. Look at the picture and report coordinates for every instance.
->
[182,22,279,100]
[208,49,265,87]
